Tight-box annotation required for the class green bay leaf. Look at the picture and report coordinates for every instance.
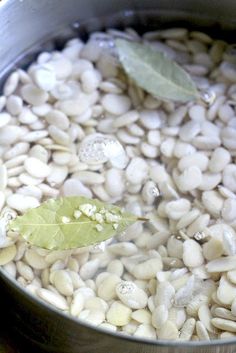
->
[116,39,199,102]
[9,196,138,250]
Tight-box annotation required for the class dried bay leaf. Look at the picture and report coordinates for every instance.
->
[116,39,199,102]
[10,196,138,250]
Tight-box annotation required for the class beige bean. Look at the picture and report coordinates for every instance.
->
[0,245,17,265]
[52,270,74,296]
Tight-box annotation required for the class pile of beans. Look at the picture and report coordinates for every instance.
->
[0,26,236,341]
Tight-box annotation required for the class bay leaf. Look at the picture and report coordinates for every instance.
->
[9,196,138,250]
[116,38,199,102]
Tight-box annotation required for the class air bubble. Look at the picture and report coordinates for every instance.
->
[117,281,135,295]
[72,22,80,29]
[201,90,216,105]
[78,133,128,168]
[90,241,106,253]
[1,207,17,222]
[194,231,206,241]
[123,10,134,17]
[0,207,17,246]
[151,186,160,197]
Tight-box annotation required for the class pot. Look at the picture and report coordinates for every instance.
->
[0,1,236,352]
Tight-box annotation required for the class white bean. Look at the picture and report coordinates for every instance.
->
[37,288,68,310]
[97,274,120,301]
[139,110,161,129]
[183,240,204,267]
[165,199,191,220]
[70,292,84,316]
[101,94,131,115]
[7,194,39,212]
[6,95,23,115]
[21,84,48,106]
[24,249,47,269]
[52,270,74,296]
[176,166,202,192]
[223,164,236,192]
[3,72,19,96]
[209,147,231,173]
[178,153,208,172]
[126,158,148,185]
[157,320,179,340]
[24,157,51,178]
[152,305,168,329]
[31,65,56,91]
[116,281,148,309]
[80,259,100,280]
[105,168,125,197]
[106,301,132,326]
[134,324,156,339]
[45,110,70,130]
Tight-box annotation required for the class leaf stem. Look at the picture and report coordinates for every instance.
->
[137,217,149,222]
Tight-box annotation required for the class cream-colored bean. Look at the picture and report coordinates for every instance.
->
[84,297,108,312]
[79,309,105,326]
[97,274,120,301]
[134,324,156,339]
[179,318,196,341]
[37,288,68,311]
[211,318,236,333]
[183,240,204,267]
[52,270,74,296]
[152,305,168,329]
[106,301,132,326]
[132,258,163,280]
[155,281,175,309]
[70,292,84,316]
[131,309,151,324]
[107,260,124,277]
[16,261,34,281]
[157,321,179,340]
[116,281,148,309]
[168,307,186,329]
[80,258,100,280]
[24,249,47,269]
[0,245,17,265]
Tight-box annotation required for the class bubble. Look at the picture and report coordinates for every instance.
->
[98,39,115,50]
[201,90,216,105]
[123,10,134,17]
[119,230,127,239]
[90,241,106,253]
[79,134,109,165]
[117,281,135,295]
[194,231,206,241]
[78,133,128,168]
[72,22,80,29]
[150,186,160,197]
[1,207,17,222]
[0,207,17,246]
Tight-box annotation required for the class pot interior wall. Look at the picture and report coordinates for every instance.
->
[0,1,236,82]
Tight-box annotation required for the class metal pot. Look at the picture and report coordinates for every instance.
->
[1,0,236,352]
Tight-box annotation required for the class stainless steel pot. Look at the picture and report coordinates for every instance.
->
[1,1,236,352]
